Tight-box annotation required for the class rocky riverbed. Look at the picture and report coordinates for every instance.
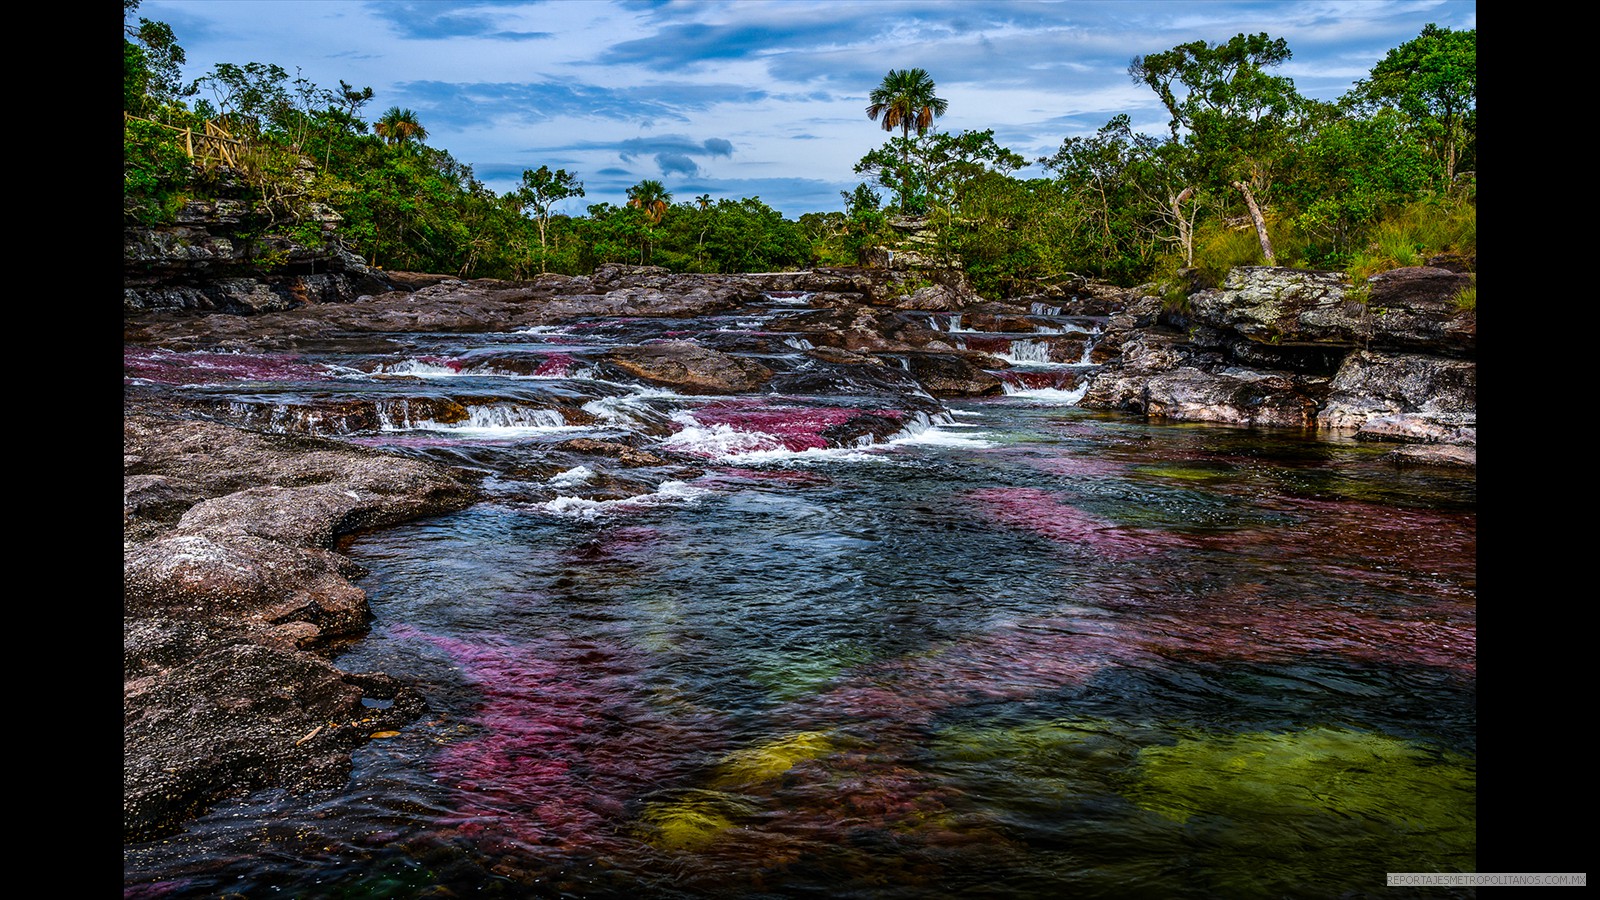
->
[124,233,1475,842]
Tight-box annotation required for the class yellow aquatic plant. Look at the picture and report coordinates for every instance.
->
[713,730,836,786]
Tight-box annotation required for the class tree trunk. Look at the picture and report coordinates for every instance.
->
[536,215,549,274]
[1170,186,1195,267]
[1231,180,1274,265]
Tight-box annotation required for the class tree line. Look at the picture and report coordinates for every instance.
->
[124,1,1474,296]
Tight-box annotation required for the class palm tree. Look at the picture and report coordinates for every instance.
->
[626,179,672,263]
[626,179,672,224]
[374,106,428,148]
[866,68,948,141]
[866,68,947,212]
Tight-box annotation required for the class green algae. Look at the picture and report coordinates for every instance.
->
[931,718,1151,816]
[1129,464,1231,482]
[747,642,873,700]
[1128,726,1475,831]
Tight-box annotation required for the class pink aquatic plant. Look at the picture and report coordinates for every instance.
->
[393,626,725,855]
[967,487,1190,558]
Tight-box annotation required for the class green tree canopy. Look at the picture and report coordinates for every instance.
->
[1350,23,1476,183]
[513,165,585,271]
[1129,33,1306,263]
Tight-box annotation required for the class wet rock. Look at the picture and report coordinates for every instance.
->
[122,416,481,524]
[123,641,425,841]
[604,342,773,394]
[1088,365,1324,427]
[1188,267,1361,346]
[1083,268,1476,451]
[1364,267,1476,357]
[821,413,911,446]
[889,283,974,311]
[1319,351,1476,433]
[123,415,479,840]
[554,438,670,467]
[1186,266,1475,357]
[899,353,1005,397]
[766,360,930,400]
[1356,415,1477,446]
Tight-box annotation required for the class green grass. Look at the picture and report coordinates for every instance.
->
[1345,195,1476,281]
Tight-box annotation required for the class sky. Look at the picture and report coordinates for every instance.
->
[135,0,1477,216]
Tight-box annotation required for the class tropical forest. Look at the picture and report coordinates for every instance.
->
[125,6,1475,297]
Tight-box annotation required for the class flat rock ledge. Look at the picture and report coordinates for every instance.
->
[123,414,481,841]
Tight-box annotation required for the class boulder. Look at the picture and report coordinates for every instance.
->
[1318,351,1476,433]
[899,352,1005,397]
[604,341,773,394]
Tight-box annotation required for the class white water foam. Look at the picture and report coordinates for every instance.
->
[998,383,1089,405]
[997,340,1055,365]
[381,403,584,435]
[655,409,959,464]
[925,313,970,333]
[371,358,602,381]
[888,425,996,448]
[541,479,706,520]
[547,465,595,488]
[372,359,467,378]
[582,388,683,429]
[1031,323,1090,335]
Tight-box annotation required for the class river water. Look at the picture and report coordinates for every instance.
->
[123,293,1475,899]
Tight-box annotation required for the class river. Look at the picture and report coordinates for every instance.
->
[123,290,1475,899]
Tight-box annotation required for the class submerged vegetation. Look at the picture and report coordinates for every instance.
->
[124,2,1474,295]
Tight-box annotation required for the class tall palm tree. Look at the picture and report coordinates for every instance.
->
[866,68,947,213]
[374,106,428,148]
[866,68,948,141]
[626,179,672,224]
[626,179,672,263]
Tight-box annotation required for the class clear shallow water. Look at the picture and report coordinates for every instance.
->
[125,292,1474,898]
[124,399,1475,899]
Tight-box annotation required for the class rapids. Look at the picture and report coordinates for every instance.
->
[123,291,1475,899]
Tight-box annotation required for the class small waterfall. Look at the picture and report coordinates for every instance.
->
[1001,340,1052,365]
[582,391,679,433]
[1032,322,1088,335]
[222,400,364,435]
[380,402,571,432]
[1080,326,1102,365]
[997,370,1088,404]
[1030,302,1062,316]
[783,337,815,350]
[460,405,569,429]
[377,399,414,430]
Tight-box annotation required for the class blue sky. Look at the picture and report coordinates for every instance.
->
[137,0,1477,216]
